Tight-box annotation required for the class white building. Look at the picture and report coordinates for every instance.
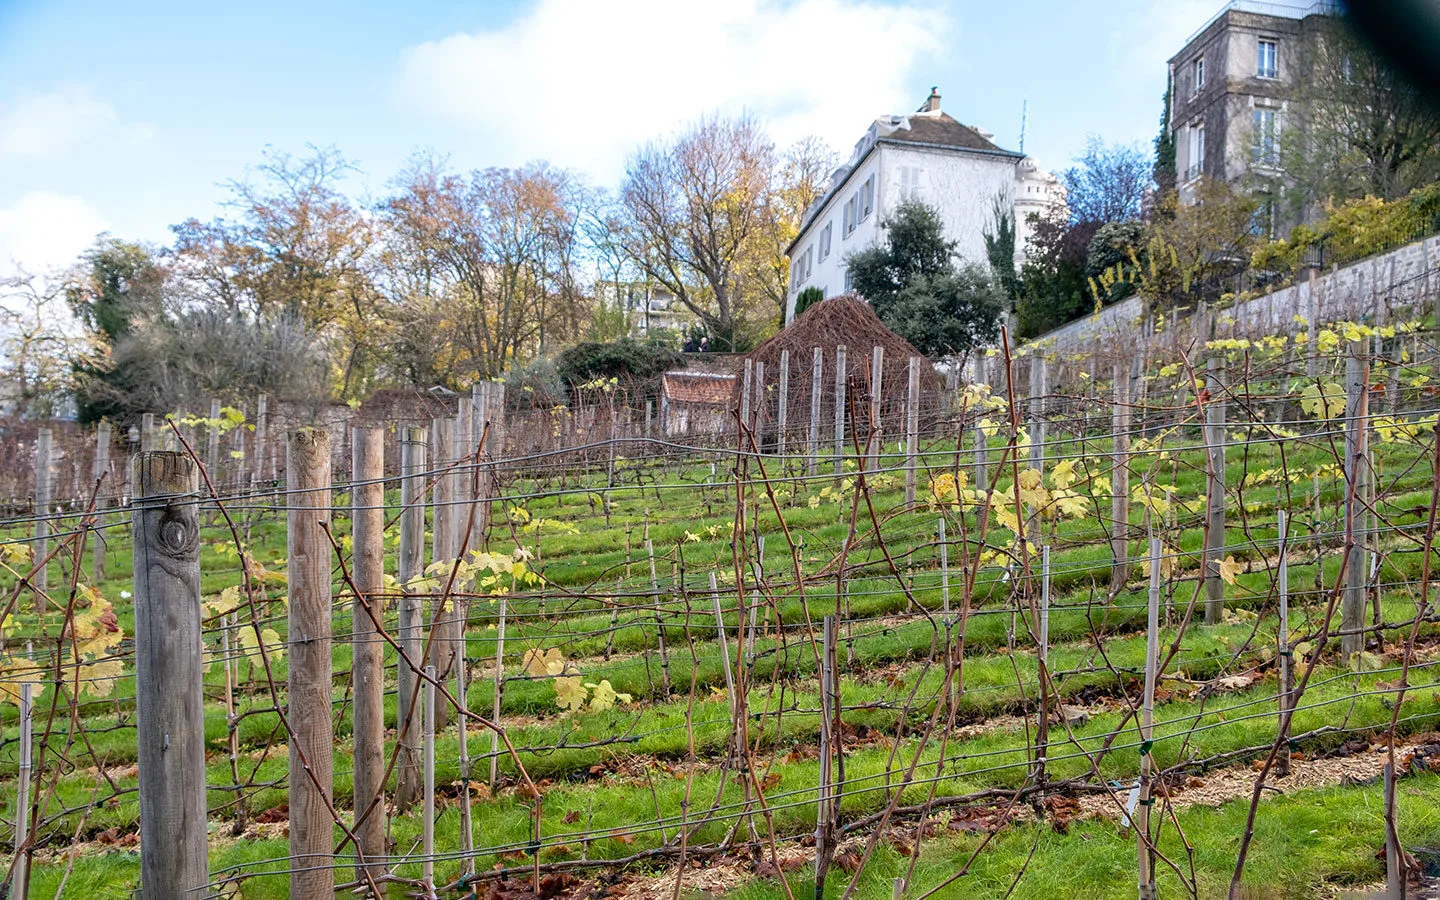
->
[784,88,1060,324]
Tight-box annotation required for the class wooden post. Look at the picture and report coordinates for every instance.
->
[1276,511,1293,778]
[350,427,386,882]
[905,356,920,505]
[254,394,269,489]
[1111,364,1132,591]
[287,429,334,899]
[938,518,950,615]
[396,426,427,810]
[644,400,653,439]
[1342,341,1370,662]
[646,540,672,695]
[13,682,31,898]
[1306,269,1321,381]
[710,573,735,712]
[1036,545,1051,784]
[753,361,765,443]
[1204,355,1227,624]
[1028,355,1047,472]
[1385,760,1403,898]
[777,348,790,461]
[833,344,847,478]
[430,417,457,729]
[131,452,207,898]
[490,595,506,791]
[33,428,50,598]
[808,348,823,478]
[141,412,157,453]
[1137,536,1161,900]
[867,346,883,472]
[740,359,753,438]
[206,399,221,482]
[422,664,436,896]
[814,615,838,895]
[92,420,111,582]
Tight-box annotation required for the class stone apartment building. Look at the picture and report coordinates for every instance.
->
[1168,1,1343,234]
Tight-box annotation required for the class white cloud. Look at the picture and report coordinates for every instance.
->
[0,83,152,158]
[0,192,109,280]
[1127,0,1222,76]
[395,0,946,177]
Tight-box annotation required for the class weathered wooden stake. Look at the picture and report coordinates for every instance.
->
[14,682,32,898]
[1036,545,1051,784]
[131,452,207,898]
[430,416,457,729]
[33,428,50,598]
[254,394,269,488]
[777,348,790,460]
[422,663,436,896]
[1137,536,1161,900]
[833,344,847,478]
[938,518,950,616]
[92,420,111,581]
[646,540,672,695]
[351,427,386,882]
[867,346,884,472]
[396,426,427,810]
[490,594,507,792]
[809,347,823,478]
[141,412,157,453]
[905,356,920,504]
[740,359,753,437]
[1111,364,1132,590]
[1204,355,1228,624]
[1276,510,1292,778]
[287,429,334,899]
[710,573,736,712]
[1342,340,1370,662]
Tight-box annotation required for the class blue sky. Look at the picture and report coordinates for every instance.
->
[0,0,1225,279]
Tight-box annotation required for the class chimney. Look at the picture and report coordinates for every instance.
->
[924,87,941,113]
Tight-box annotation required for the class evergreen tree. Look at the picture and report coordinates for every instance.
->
[846,199,1003,357]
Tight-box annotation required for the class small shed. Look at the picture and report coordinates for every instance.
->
[659,354,741,436]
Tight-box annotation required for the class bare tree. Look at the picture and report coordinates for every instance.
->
[0,270,93,418]
[379,156,590,381]
[617,115,776,350]
[1062,137,1151,225]
[1279,17,1440,215]
[746,135,838,328]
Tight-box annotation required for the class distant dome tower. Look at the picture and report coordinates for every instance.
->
[1013,156,1066,269]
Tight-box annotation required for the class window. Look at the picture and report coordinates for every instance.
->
[1251,193,1276,239]
[1257,39,1277,78]
[1192,57,1205,94]
[843,270,853,292]
[900,166,921,200]
[1253,107,1279,166]
[1186,123,1205,180]
[843,196,857,237]
[818,222,832,261]
[859,175,875,221]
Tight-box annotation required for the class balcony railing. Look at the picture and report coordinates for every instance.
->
[1184,163,1204,182]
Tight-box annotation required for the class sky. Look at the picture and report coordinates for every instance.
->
[0,0,1226,280]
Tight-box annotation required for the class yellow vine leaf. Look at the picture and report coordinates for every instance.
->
[1217,555,1244,585]
[585,679,632,711]
[554,675,587,711]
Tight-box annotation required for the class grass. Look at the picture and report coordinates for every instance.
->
[3,395,1440,898]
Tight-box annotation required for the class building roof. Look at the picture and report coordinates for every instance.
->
[879,111,1008,154]
[662,371,735,406]
[789,93,1024,252]
[1175,0,1339,57]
